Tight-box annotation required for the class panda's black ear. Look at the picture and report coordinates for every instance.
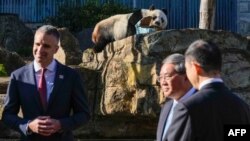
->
[162,9,168,15]
[129,10,143,25]
[149,5,155,10]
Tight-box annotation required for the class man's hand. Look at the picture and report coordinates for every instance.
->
[28,116,61,136]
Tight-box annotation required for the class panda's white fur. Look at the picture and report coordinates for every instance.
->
[92,7,167,52]
[92,13,132,43]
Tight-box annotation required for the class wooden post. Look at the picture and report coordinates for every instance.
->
[199,0,216,30]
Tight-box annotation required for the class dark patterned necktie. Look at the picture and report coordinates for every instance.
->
[38,68,47,110]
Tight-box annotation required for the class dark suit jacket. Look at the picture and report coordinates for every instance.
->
[165,82,250,141]
[1,61,90,141]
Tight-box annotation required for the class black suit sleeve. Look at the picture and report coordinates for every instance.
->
[165,103,192,141]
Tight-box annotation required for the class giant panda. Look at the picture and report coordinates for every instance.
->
[92,6,168,53]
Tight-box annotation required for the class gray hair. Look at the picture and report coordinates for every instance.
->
[36,25,60,41]
[162,53,186,74]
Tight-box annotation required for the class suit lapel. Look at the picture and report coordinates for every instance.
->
[27,63,44,110]
[47,61,64,109]
[159,100,173,141]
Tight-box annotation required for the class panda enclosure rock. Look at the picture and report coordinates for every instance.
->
[54,27,82,65]
[79,29,250,138]
[0,14,33,52]
[0,47,25,75]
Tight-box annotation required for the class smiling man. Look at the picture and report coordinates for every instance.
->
[2,25,90,141]
[156,53,196,141]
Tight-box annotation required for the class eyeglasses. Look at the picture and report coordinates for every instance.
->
[157,73,179,82]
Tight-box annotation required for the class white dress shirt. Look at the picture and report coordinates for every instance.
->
[34,59,57,101]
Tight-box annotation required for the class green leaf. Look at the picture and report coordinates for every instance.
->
[0,64,7,76]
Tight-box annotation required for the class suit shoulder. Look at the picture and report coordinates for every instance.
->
[227,92,250,109]
[180,90,214,110]
[161,99,173,109]
[57,63,80,76]
[62,65,78,73]
[11,64,31,76]
[182,86,249,111]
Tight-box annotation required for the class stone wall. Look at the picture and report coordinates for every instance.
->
[54,28,82,65]
[80,29,250,138]
[0,14,33,52]
[0,47,25,75]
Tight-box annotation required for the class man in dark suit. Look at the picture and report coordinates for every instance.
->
[156,53,196,141]
[166,40,250,141]
[1,25,90,141]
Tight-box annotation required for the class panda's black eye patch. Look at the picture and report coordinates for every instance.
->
[161,18,164,23]
[152,16,157,20]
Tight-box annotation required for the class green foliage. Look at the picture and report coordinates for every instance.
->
[0,64,7,76]
[16,47,32,57]
[44,2,133,32]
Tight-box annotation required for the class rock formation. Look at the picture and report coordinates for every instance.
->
[54,28,82,65]
[0,14,33,53]
[0,47,25,75]
[80,29,250,138]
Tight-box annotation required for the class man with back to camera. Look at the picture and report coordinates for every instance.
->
[166,39,250,141]
[156,53,196,141]
[1,25,90,141]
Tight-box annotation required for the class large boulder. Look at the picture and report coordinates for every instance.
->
[54,28,82,65]
[79,29,250,138]
[0,47,25,75]
[0,77,9,94]
[0,13,33,53]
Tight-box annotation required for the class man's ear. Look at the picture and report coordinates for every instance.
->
[184,74,189,81]
[193,62,203,75]
[55,46,59,53]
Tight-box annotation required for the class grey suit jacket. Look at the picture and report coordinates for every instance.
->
[1,61,90,141]
[166,82,250,141]
[156,100,173,141]
[157,88,196,141]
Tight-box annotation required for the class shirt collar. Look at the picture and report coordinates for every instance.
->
[199,78,223,90]
[34,59,57,72]
[173,99,178,106]
[173,87,196,104]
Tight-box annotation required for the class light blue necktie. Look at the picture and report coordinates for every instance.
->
[162,102,177,140]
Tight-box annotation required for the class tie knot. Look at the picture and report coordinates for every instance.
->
[41,68,47,74]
